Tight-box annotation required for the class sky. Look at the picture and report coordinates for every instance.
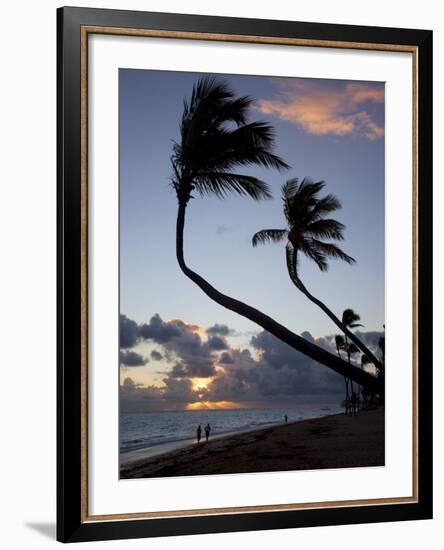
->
[119,69,385,412]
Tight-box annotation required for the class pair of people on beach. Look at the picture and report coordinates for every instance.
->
[196,423,211,443]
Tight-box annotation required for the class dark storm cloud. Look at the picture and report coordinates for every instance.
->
[119,314,139,348]
[207,323,232,337]
[162,376,195,402]
[137,314,232,378]
[219,351,235,364]
[139,313,182,342]
[207,335,229,351]
[150,349,163,361]
[119,313,381,411]
[120,313,224,377]
[202,330,344,403]
[119,350,149,367]
[120,376,195,412]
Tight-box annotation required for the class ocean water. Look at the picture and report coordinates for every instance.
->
[120,406,342,458]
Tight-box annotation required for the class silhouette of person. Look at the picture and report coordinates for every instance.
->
[204,423,211,442]
[284,415,288,424]
[197,425,202,443]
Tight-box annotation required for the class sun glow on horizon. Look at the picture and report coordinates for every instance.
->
[190,377,213,391]
[186,400,244,410]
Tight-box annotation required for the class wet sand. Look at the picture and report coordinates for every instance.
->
[120,407,384,479]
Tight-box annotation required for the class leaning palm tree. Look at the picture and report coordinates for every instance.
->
[252,178,383,372]
[170,77,381,392]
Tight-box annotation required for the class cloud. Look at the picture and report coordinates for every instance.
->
[219,351,235,364]
[207,335,229,351]
[150,349,163,361]
[120,375,197,412]
[257,81,384,140]
[120,314,140,348]
[119,350,149,367]
[139,313,182,342]
[321,330,383,358]
[137,314,231,378]
[198,333,344,405]
[207,323,233,337]
[119,313,382,411]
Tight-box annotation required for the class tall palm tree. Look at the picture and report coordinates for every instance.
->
[342,309,363,397]
[378,327,385,370]
[335,334,350,415]
[171,77,381,392]
[336,333,360,415]
[252,178,383,372]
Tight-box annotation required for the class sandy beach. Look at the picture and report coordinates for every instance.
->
[120,407,384,479]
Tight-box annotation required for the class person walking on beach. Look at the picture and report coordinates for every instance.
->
[284,414,288,424]
[196,425,202,444]
[204,423,211,442]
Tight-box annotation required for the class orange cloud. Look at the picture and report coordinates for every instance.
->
[257,81,384,140]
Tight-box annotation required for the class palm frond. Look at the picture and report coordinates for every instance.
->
[195,173,272,200]
[281,178,300,199]
[305,218,346,240]
[342,308,362,328]
[297,237,329,271]
[180,78,236,145]
[310,239,356,265]
[361,355,372,365]
[172,76,289,203]
[297,178,326,201]
[211,96,253,126]
[310,194,342,217]
[206,123,289,171]
[252,229,288,247]
[348,342,360,354]
[335,334,345,349]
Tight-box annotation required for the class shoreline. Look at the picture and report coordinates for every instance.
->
[120,417,315,466]
[120,407,384,479]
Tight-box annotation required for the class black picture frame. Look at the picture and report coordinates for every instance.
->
[57,6,433,543]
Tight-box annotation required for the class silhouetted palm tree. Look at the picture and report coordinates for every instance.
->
[335,334,350,414]
[252,178,383,372]
[171,77,381,392]
[378,327,385,370]
[342,309,363,395]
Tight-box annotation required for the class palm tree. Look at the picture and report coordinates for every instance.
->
[252,178,383,372]
[335,334,350,414]
[378,327,385,369]
[171,77,381,392]
[341,309,362,394]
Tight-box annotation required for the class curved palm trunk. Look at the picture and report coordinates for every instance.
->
[176,202,381,392]
[288,266,383,372]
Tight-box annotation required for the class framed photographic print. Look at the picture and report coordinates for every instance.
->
[57,6,433,543]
